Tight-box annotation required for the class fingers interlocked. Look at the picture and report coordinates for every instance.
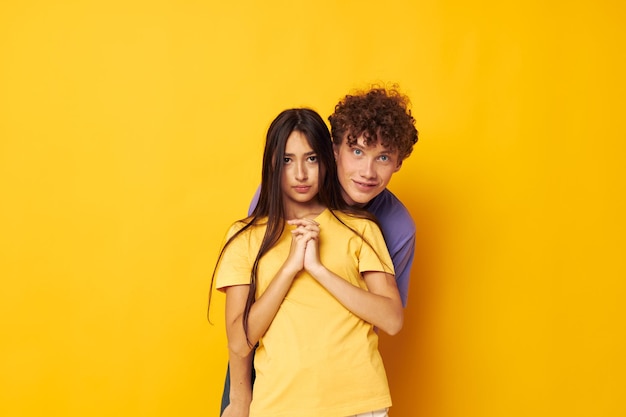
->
[288,218,320,241]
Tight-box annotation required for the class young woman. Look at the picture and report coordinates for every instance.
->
[212,108,403,417]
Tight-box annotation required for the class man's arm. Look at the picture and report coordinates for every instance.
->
[296,218,404,335]
[390,234,416,307]
[307,266,404,335]
[366,189,416,306]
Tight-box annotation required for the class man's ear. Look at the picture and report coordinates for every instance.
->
[394,160,403,173]
[333,144,339,160]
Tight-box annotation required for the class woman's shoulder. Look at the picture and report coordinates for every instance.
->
[327,209,379,231]
[225,216,266,239]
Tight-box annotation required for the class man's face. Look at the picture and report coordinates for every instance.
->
[333,134,402,207]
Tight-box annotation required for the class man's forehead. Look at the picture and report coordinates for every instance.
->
[342,133,397,154]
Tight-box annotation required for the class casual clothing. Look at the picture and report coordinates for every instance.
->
[350,409,389,417]
[247,186,415,305]
[219,187,416,415]
[216,209,394,417]
[365,188,416,307]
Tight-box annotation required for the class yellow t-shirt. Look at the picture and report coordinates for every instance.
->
[216,208,395,417]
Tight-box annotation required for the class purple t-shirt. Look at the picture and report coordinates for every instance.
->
[247,187,415,306]
[364,189,415,306]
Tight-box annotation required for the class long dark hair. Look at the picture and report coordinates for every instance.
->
[208,108,380,345]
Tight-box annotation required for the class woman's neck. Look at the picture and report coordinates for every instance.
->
[283,199,326,220]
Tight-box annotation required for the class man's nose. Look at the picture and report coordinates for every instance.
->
[359,159,376,179]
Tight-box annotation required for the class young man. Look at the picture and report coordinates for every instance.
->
[220,86,419,417]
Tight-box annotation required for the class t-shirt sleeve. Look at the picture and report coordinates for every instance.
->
[366,189,416,306]
[215,223,253,291]
[248,185,261,216]
[390,234,415,307]
[358,220,395,276]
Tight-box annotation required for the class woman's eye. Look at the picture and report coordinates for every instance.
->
[283,157,291,164]
[307,156,317,162]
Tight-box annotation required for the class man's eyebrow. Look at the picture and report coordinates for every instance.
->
[350,142,393,154]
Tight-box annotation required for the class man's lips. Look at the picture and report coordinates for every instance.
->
[353,180,378,190]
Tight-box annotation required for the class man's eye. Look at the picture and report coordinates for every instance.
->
[353,149,362,156]
[379,155,389,162]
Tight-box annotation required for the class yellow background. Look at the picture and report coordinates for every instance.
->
[1,1,624,416]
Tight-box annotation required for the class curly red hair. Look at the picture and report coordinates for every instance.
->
[328,85,418,161]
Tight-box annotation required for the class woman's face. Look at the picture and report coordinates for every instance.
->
[280,131,320,209]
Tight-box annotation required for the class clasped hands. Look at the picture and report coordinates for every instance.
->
[285,218,322,274]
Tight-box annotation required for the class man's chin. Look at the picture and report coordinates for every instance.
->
[341,184,381,206]
[346,191,378,207]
